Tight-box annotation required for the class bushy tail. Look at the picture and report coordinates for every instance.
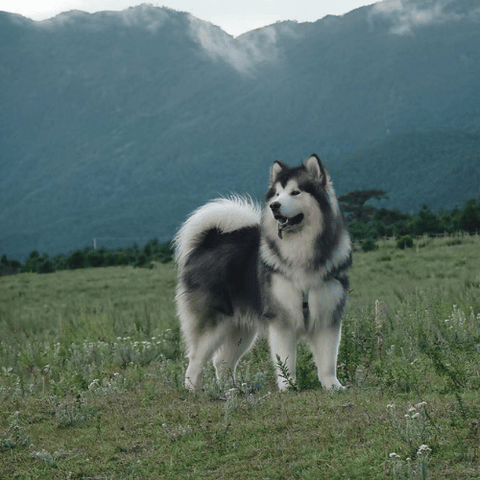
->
[173,196,261,271]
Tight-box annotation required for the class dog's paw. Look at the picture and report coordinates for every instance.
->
[320,377,344,391]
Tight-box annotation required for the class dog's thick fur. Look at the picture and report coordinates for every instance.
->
[174,154,352,391]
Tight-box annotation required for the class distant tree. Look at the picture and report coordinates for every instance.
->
[157,241,174,263]
[0,254,20,275]
[361,237,378,252]
[22,250,41,272]
[397,235,414,249]
[458,199,480,233]
[134,252,148,268]
[38,255,55,274]
[411,204,441,236]
[144,243,152,258]
[87,250,105,268]
[67,250,86,270]
[373,208,410,237]
[339,190,388,219]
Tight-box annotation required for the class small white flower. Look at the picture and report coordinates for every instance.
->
[88,379,100,389]
[411,412,421,419]
[408,407,417,413]
[387,404,395,409]
[389,452,400,458]
[417,444,431,455]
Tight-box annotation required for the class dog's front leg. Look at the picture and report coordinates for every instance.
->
[307,280,347,390]
[269,323,298,391]
[307,323,344,390]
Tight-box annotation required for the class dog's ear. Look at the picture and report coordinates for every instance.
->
[305,154,327,185]
[270,160,287,184]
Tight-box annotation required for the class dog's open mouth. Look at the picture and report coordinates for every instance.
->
[275,213,304,238]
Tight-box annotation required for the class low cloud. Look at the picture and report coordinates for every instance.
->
[371,0,466,35]
[189,16,297,73]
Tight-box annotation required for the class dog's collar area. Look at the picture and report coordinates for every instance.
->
[302,292,309,325]
[302,291,309,310]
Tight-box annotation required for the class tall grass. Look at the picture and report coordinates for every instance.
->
[1,235,479,479]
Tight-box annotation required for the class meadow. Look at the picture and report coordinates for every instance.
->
[1,235,480,479]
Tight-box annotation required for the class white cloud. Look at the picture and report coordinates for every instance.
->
[371,0,464,35]
[189,15,296,73]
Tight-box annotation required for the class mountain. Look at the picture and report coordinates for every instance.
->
[1,1,480,259]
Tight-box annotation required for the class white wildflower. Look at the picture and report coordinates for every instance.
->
[88,379,100,390]
[417,444,431,455]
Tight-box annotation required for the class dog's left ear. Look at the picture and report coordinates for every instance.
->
[270,160,287,184]
[305,154,327,185]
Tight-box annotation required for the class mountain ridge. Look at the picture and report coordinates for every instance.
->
[1,1,480,259]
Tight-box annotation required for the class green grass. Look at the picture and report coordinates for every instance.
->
[1,236,480,479]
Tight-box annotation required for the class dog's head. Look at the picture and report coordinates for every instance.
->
[265,154,331,239]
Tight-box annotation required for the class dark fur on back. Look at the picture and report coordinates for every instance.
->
[181,226,262,327]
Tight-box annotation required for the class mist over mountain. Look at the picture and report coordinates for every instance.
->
[1,0,480,259]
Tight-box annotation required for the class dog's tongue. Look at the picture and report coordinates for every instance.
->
[276,214,304,239]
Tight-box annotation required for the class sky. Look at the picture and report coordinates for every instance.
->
[0,0,378,37]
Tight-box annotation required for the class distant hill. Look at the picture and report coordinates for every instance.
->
[332,129,480,213]
[1,1,480,259]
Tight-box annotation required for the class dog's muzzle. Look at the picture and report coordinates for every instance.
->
[270,202,304,239]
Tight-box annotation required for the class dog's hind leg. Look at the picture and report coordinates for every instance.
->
[213,326,257,387]
[184,326,225,392]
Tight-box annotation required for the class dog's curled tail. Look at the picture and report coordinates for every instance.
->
[173,195,261,270]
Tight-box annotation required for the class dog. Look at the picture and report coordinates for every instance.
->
[174,154,352,391]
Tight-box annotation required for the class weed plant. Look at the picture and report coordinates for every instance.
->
[0,235,479,478]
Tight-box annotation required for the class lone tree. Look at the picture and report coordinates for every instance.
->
[338,189,388,219]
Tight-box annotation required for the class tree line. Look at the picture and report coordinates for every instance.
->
[341,191,480,238]
[1,194,479,275]
[0,239,173,276]
[339,191,480,251]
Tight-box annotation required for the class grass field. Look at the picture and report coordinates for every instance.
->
[1,235,480,479]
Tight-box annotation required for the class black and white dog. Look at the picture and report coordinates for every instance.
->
[174,154,352,391]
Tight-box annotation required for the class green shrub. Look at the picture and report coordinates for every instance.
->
[67,250,86,269]
[397,235,414,249]
[361,237,378,252]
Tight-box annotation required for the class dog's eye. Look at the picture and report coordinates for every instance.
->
[291,190,300,196]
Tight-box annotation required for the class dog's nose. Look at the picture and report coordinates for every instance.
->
[270,202,280,212]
